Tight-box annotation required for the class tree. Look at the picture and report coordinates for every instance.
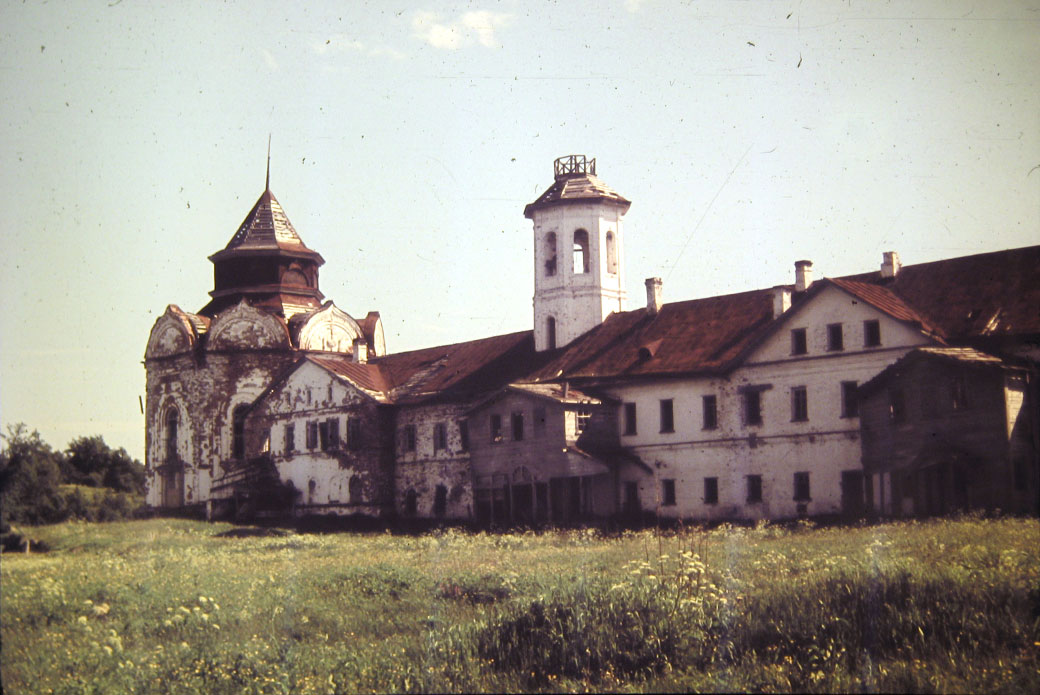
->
[65,436,146,495]
[0,424,66,526]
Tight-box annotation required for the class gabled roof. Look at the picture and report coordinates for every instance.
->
[307,355,392,400]
[209,188,324,264]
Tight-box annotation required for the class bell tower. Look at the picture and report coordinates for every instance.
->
[524,155,631,351]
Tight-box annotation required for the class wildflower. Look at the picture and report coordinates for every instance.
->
[103,645,113,656]
[93,603,110,616]
[163,619,173,627]
[77,615,88,625]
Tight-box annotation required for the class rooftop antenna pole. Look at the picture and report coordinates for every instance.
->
[265,134,271,191]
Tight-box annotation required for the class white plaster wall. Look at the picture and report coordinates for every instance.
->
[532,202,627,350]
[394,403,473,519]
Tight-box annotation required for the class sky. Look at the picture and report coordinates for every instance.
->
[1,0,1037,462]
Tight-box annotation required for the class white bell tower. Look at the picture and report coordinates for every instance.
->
[525,155,631,351]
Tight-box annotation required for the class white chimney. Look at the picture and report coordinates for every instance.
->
[881,251,901,279]
[771,285,791,318]
[794,260,813,293]
[352,338,368,364]
[645,277,663,315]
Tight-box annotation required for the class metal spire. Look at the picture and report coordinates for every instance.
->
[265,134,271,191]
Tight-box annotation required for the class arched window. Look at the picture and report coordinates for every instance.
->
[165,409,179,463]
[232,405,249,460]
[544,232,557,276]
[606,231,618,275]
[349,475,362,504]
[573,229,590,274]
[547,316,557,350]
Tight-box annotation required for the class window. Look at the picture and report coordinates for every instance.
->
[863,319,881,347]
[702,395,718,430]
[283,423,295,454]
[165,409,179,462]
[606,231,618,274]
[434,485,448,517]
[400,424,416,453]
[533,407,547,437]
[746,474,763,503]
[704,477,719,505]
[662,479,676,506]
[404,489,418,517]
[743,390,762,426]
[791,386,808,422]
[544,232,557,277]
[306,421,318,450]
[348,475,362,504]
[434,422,448,451]
[841,381,859,418]
[232,405,248,460]
[458,421,469,451]
[791,328,807,355]
[347,417,362,450]
[327,418,340,449]
[511,412,524,441]
[794,472,811,501]
[547,316,557,350]
[573,229,590,274]
[575,409,591,435]
[889,388,906,424]
[623,403,637,435]
[659,399,675,433]
[490,414,503,443]
[318,420,329,451]
[827,323,844,351]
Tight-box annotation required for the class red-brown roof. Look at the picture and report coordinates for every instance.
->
[307,355,392,398]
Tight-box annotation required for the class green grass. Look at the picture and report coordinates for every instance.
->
[2,517,1037,693]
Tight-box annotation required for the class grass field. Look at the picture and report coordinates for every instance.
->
[2,516,1037,693]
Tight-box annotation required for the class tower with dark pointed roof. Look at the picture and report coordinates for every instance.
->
[200,177,325,319]
[525,155,631,351]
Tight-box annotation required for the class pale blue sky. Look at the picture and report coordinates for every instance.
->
[1,1,1037,461]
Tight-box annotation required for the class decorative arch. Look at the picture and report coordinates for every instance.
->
[207,300,290,351]
[295,301,364,354]
[145,305,199,359]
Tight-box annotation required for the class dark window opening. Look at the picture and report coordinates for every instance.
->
[704,477,719,505]
[284,423,295,454]
[662,479,676,506]
[458,421,469,451]
[349,475,362,504]
[791,386,808,422]
[746,474,763,503]
[702,395,718,430]
[490,414,503,443]
[318,421,330,451]
[794,471,811,501]
[744,391,762,427]
[544,232,557,277]
[623,403,637,435]
[827,323,844,351]
[165,409,179,463]
[573,229,590,274]
[863,319,881,347]
[327,418,340,449]
[306,421,318,450]
[434,422,448,451]
[434,485,448,517]
[347,417,362,451]
[401,424,416,453]
[511,412,524,441]
[575,409,591,435]
[404,489,417,517]
[660,399,675,433]
[232,405,248,460]
[547,316,557,350]
[791,328,808,355]
[841,381,859,418]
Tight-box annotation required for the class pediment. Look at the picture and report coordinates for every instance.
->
[145,305,199,359]
[207,300,290,351]
[296,302,363,354]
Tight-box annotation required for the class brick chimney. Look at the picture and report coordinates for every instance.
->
[772,285,791,318]
[352,338,368,364]
[794,260,813,293]
[881,251,901,279]
[645,277,663,315]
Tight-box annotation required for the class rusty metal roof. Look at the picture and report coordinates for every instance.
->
[307,355,392,400]
[506,382,605,405]
[857,346,1024,397]
[210,188,324,263]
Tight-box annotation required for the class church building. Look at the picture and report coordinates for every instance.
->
[144,155,1039,522]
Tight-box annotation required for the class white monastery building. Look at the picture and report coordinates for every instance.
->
[144,155,1039,523]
